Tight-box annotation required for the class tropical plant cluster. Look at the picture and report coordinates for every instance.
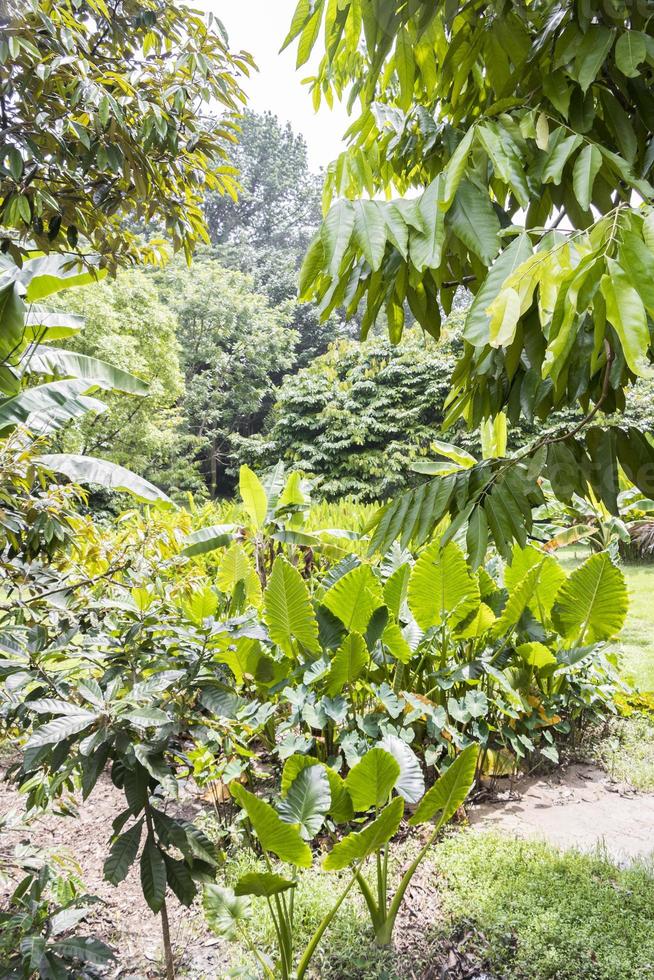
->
[0,450,629,975]
[0,0,650,976]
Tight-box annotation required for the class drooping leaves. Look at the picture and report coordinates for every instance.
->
[230,783,313,867]
[409,744,479,827]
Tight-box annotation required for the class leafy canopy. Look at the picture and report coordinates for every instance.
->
[1,0,253,269]
[287,0,654,559]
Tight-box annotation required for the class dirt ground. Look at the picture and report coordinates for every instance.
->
[2,761,654,978]
[469,762,654,865]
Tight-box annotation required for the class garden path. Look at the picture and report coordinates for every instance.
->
[469,762,654,865]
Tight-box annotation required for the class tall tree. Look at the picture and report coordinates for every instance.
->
[153,258,297,496]
[0,0,252,270]
[287,0,654,559]
[205,109,322,252]
[205,110,350,364]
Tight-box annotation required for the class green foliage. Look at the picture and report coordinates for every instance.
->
[0,847,114,978]
[47,268,194,494]
[237,331,472,501]
[152,258,297,495]
[1,0,252,269]
[287,0,654,561]
[204,109,348,366]
[212,743,477,976]
[0,254,173,508]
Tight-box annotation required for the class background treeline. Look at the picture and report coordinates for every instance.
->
[54,110,654,503]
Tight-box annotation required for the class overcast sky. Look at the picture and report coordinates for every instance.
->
[199,0,350,172]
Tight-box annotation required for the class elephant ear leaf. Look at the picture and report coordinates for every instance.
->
[239,464,268,529]
[278,765,331,840]
[234,872,296,898]
[322,563,384,634]
[409,744,479,828]
[325,631,368,696]
[322,796,404,871]
[378,735,425,804]
[551,552,627,643]
[408,540,480,630]
[203,884,250,939]
[280,754,353,824]
[344,747,400,812]
[231,783,312,868]
[263,556,320,656]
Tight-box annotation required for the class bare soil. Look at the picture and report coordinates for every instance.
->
[469,762,654,865]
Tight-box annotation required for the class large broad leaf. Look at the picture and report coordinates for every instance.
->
[378,735,425,804]
[492,562,543,636]
[504,545,567,622]
[18,254,106,302]
[26,347,148,395]
[37,454,171,506]
[230,783,312,867]
[24,308,84,342]
[322,563,384,634]
[181,524,236,557]
[281,755,353,823]
[408,540,480,630]
[409,743,479,828]
[203,885,250,939]
[239,464,268,529]
[216,542,261,604]
[263,556,320,656]
[325,631,368,696]
[234,872,296,898]
[0,380,103,434]
[344,747,400,812]
[277,765,331,839]
[322,796,404,871]
[383,564,411,619]
[551,552,628,643]
[0,281,26,365]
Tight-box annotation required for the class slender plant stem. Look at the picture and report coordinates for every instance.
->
[296,867,361,980]
[236,921,276,980]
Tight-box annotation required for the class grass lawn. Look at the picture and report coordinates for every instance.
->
[214,832,654,979]
[616,565,654,692]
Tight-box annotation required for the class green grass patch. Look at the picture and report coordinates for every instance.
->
[590,712,654,792]
[435,831,654,980]
[206,830,654,980]
[616,565,654,692]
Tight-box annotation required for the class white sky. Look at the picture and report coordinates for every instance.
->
[199,0,350,171]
